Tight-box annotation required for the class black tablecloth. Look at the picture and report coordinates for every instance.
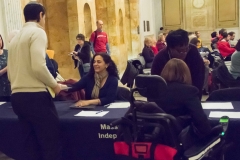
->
[203,102,240,160]
[0,101,129,160]
[1,101,240,160]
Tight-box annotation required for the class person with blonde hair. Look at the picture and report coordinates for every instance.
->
[150,36,158,55]
[142,37,154,68]
[156,33,166,52]
[153,58,212,145]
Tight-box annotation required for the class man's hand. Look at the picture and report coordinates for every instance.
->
[74,100,90,107]
[52,84,61,95]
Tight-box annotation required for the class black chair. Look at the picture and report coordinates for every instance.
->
[121,60,139,88]
[112,75,231,160]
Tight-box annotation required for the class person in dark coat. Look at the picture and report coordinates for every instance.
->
[72,34,91,78]
[142,37,154,68]
[151,29,205,98]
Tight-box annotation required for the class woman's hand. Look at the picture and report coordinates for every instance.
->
[75,100,90,107]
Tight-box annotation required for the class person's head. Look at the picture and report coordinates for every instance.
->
[190,37,200,47]
[76,34,85,46]
[144,37,153,47]
[166,29,189,60]
[0,34,3,50]
[195,31,200,38]
[228,32,235,41]
[161,58,192,85]
[89,54,119,78]
[152,36,157,45]
[211,31,217,38]
[222,32,229,40]
[96,20,104,31]
[158,33,165,42]
[219,28,227,36]
[24,2,46,27]
[235,39,240,51]
[8,30,20,43]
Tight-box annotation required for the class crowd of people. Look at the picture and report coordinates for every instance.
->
[0,1,240,159]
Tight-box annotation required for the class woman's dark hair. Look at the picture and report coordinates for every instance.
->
[211,31,217,38]
[222,32,228,39]
[0,34,3,49]
[76,34,85,41]
[166,29,189,48]
[88,54,119,79]
[219,28,226,36]
[235,39,240,51]
[228,32,235,36]
[190,37,200,46]
[24,2,46,22]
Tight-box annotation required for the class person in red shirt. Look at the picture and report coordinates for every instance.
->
[156,33,166,52]
[151,36,158,55]
[217,32,235,60]
[90,20,110,55]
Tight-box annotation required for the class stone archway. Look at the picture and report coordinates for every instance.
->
[83,3,92,40]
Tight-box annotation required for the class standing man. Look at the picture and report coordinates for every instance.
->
[228,31,236,47]
[90,20,110,55]
[7,2,61,160]
[151,29,205,98]
[195,31,202,48]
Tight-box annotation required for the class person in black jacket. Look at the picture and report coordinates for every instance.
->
[72,34,91,78]
[151,29,205,99]
[158,58,211,139]
[142,37,154,68]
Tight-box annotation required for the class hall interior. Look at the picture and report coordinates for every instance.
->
[0,0,239,79]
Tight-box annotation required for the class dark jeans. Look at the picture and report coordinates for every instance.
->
[78,65,88,78]
[11,92,61,160]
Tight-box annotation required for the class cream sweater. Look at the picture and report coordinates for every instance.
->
[7,22,57,93]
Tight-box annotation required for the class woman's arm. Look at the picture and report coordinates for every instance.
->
[68,76,88,92]
[0,67,7,76]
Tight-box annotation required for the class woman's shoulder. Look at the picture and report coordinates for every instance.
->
[167,82,199,97]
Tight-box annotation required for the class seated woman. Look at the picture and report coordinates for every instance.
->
[68,54,119,106]
[156,33,166,52]
[229,39,240,80]
[0,34,11,101]
[217,32,235,61]
[142,37,154,68]
[156,58,211,138]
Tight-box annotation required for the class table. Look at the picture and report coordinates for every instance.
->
[0,101,129,160]
[203,101,240,160]
[1,101,240,160]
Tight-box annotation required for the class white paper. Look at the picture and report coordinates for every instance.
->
[0,102,6,105]
[74,111,109,117]
[107,102,130,108]
[201,102,233,110]
[60,84,72,90]
[209,111,240,118]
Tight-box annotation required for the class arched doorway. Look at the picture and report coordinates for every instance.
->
[119,9,124,44]
[124,0,132,54]
[84,3,92,40]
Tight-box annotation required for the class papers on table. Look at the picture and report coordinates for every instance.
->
[107,102,130,109]
[74,111,109,117]
[201,102,233,110]
[209,111,240,118]
[0,102,6,106]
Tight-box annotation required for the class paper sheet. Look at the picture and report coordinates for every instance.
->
[209,111,240,118]
[74,111,109,117]
[201,102,233,110]
[107,102,130,108]
[0,102,6,106]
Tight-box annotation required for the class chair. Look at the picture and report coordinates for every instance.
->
[112,75,231,160]
[137,53,151,75]
[121,60,139,88]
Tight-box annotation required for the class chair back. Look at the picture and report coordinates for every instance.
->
[138,53,146,67]
[135,75,167,100]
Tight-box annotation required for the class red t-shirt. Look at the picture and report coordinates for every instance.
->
[90,31,108,53]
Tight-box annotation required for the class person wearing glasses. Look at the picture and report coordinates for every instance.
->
[151,29,205,98]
